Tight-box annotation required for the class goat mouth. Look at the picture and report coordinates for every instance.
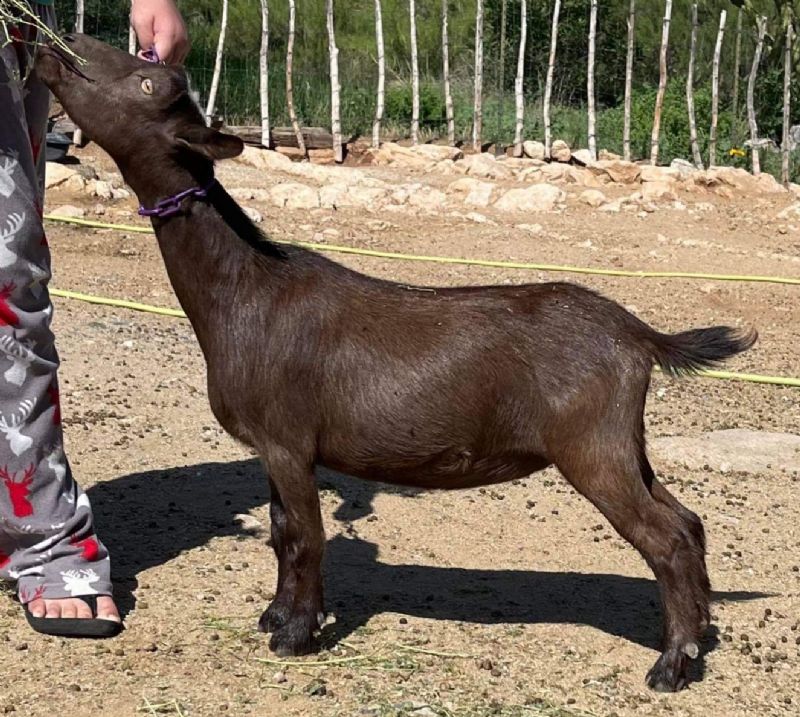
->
[37,43,96,85]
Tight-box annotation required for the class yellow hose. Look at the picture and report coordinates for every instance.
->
[49,288,187,318]
[44,214,800,287]
[42,214,800,388]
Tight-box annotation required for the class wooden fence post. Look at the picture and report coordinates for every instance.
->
[498,0,507,139]
[747,16,767,175]
[732,8,743,144]
[513,0,528,157]
[372,0,385,148]
[206,0,229,126]
[409,0,420,144]
[259,0,270,149]
[650,0,672,166]
[587,0,598,160]
[783,22,794,187]
[326,0,343,163]
[709,9,727,168]
[686,2,702,168]
[442,0,455,146]
[543,0,561,159]
[623,0,635,162]
[472,0,484,151]
[286,0,306,158]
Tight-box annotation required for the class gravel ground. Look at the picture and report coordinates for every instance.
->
[0,147,797,717]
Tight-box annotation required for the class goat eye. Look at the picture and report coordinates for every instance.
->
[141,78,154,95]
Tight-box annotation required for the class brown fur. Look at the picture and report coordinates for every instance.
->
[37,35,757,691]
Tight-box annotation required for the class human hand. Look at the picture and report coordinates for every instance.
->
[130,0,190,64]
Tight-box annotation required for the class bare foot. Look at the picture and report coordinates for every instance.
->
[27,595,121,622]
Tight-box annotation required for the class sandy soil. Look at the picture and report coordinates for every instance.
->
[0,147,798,717]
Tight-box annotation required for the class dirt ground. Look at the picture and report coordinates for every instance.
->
[0,146,798,717]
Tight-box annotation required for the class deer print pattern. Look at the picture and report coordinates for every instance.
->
[0,13,113,602]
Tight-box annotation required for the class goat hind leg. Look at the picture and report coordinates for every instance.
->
[643,456,710,634]
[558,449,708,692]
[259,454,325,656]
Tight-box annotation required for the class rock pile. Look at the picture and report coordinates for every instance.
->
[46,138,794,222]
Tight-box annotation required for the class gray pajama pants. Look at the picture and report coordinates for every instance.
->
[0,6,113,602]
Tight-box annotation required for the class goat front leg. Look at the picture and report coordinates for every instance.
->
[261,476,291,632]
[258,453,325,656]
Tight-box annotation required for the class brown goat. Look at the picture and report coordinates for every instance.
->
[37,35,756,692]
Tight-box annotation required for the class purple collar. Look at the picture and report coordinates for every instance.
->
[138,179,217,218]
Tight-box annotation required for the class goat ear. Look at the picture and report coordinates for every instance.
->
[173,126,244,161]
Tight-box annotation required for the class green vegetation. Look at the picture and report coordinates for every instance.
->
[51,0,800,173]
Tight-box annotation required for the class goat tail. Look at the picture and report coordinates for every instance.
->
[645,325,758,377]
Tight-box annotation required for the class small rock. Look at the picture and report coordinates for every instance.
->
[233,513,265,533]
[579,189,607,208]
[447,177,494,207]
[242,206,263,223]
[572,149,595,166]
[457,152,511,180]
[63,174,86,192]
[755,172,786,194]
[270,182,320,210]
[273,671,287,684]
[45,162,78,189]
[110,186,130,200]
[464,211,493,224]
[89,180,114,200]
[494,183,565,212]
[589,159,641,185]
[516,223,543,234]
[640,165,680,184]
[550,139,571,163]
[51,204,85,219]
[670,158,699,177]
[599,199,623,213]
[641,181,677,202]
[235,146,294,172]
[522,140,546,161]
[369,142,461,168]
[408,187,447,210]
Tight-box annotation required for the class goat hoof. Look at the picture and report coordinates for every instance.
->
[645,649,689,692]
[269,617,318,657]
[258,600,291,633]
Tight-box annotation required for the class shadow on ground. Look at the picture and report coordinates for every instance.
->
[89,457,769,680]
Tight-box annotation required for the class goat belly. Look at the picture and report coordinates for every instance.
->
[322,448,548,490]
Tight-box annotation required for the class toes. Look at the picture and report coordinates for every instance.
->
[44,600,62,619]
[27,598,46,619]
[60,601,79,619]
[74,598,93,620]
[96,596,121,623]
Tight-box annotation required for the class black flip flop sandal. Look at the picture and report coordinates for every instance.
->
[24,595,123,638]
